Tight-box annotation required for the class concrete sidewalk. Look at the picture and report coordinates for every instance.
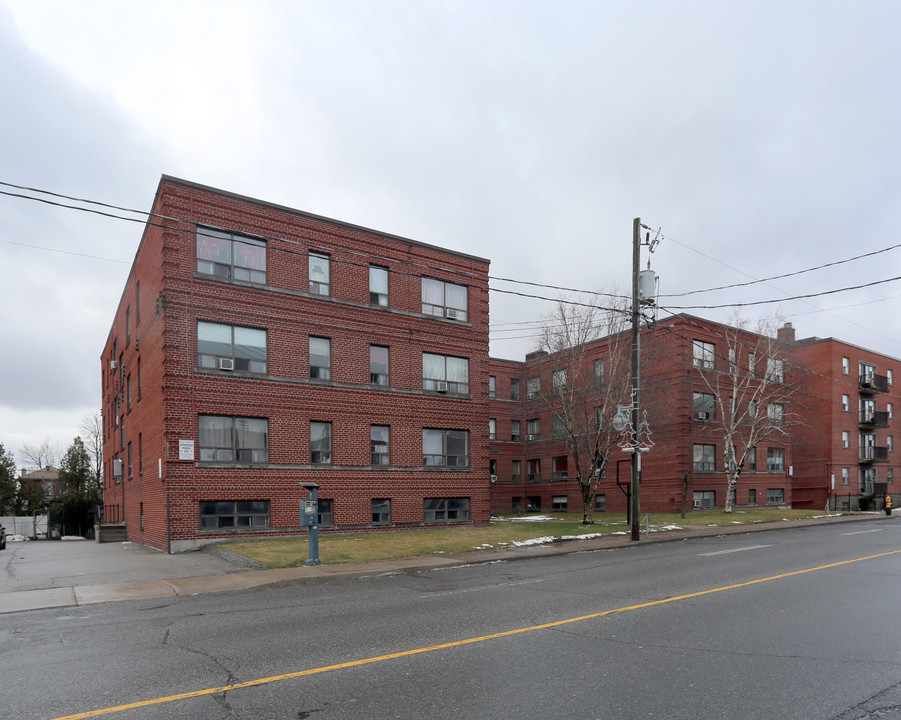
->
[0,513,890,615]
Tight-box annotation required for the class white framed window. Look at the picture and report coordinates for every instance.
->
[889,436,894,452]
[693,490,715,508]
[198,321,267,373]
[371,425,390,466]
[199,415,268,463]
[511,420,521,442]
[552,495,568,511]
[369,265,388,306]
[842,467,850,485]
[311,421,332,464]
[421,277,468,321]
[594,359,605,382]
[767,403,784,428]
[526,377,540,399]
[693,392,715,421]
[552,369,567,389]
[693,444,716,472]
[552,456,568,479]
[842,394,850,412]
[889,369,895,386]
[423,353,469,394]
[196,227,266,284]
[489,418,496,441]
[510,378,520,401]
[767,447,785,472]
[888,403,894,419]
[842,356,850,375]
[309,337,331,380]
[489,375,496,398]
[766,358,784,384]
[842,431,850,449]
[526,418,540,440]
[423,429,469,467]
[372,499,391,525]
[370,345,389,386]
[748,446,757,471]
[309,252,330,296]
[693,340,715,370]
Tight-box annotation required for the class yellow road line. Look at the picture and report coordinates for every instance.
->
[52,548,901,720]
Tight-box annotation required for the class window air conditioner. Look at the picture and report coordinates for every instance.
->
[445,308,458,319]
[113,459,123,478]
[218,358,235,371]
[526,434,536,441]
[436,381,448,392]
[490,474,497,482]
[696,411,709,420]
[110,360,117,370]
[693,499,702,508]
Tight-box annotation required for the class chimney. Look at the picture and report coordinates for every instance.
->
[777,322,796,344]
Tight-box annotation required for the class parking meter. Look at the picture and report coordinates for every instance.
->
[299,482,322,566]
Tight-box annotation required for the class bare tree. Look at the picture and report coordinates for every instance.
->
[80,410,103,484]
[19,438,61,473]
[534,293,632,524]
[694,315,798,512]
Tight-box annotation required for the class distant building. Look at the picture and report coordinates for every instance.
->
[101,176,490,553]
[19,466,64,504]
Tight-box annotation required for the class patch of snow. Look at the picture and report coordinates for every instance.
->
[61,536,87,541]
[8,534,28,542]
[731,521,743,524]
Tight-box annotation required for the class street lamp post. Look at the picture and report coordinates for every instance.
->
[630,217,642,542]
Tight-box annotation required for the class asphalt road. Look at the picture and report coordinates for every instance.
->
[5,519,901,720]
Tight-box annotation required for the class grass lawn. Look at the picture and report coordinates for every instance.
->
[221,508,835,569]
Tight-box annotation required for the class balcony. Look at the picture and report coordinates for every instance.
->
[527,473,541,482]
[859,446,889,464]
[859,410,890,429]
[859,374,889,394]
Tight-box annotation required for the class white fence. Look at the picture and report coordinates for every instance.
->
[1,515,49,538]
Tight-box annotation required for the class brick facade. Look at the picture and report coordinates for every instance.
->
[102,177,490,552]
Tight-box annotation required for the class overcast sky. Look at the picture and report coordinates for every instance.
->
[2,0,900,468]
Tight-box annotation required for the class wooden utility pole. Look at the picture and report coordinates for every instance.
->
[630,217,641,542]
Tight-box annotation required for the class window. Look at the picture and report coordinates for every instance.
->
[693,340,715,370]
[137,358,142,401]
[127,375,132,412]
[489,375,496,398]
[767,488,784,504]
[748,489,756,505]
[309,252,330,295]
[370,345,389,386]
[693,392,716,421]
[594,494,606,511]
[748,352,756,376]
[423,498,470,523]
[552,416,566,438]
[693,444,716,472]
[889,436,894,452]
[309,337,331,380]
[842,394,850,412]
[552,369,567,390]
[199,501,270,530]
[889,369,895,386]
[135,281,140,326]
[199,416,268,463]
[127,442,133,480]
[767,447,785,472]
[860,362,876,385]
[728,348,737,374]
[511,420,521,442]
[889,403,894,419]
[311,422,332,464]
[842,356,850,375]
[490,459,497,479]
[594,359,605,383]
[766,358,784,384]
[371,425,390,466]
[528,458,541,482]
[552,496,568,511]
[526,418,540,440]
[749,446,757,471]
[198,322,267,373]
[767,403,784,428]
[421,278,468,321]
[372,499,391,525]
[423,353,469,394]
[552,456,568,479]
[511,459,521,483]
[842,431,850,449]
[510,378,520,401]
[197,227,266,284]
[423,429,469,467]
[841,467,850,485]
[138,433,143,477]
[888,468,894,484]
[126,306,131,346]
[369,266,388,306]
[489,418,496,441]
[526,377,540,400]
[317,499,334,526]
[693,490,715,508]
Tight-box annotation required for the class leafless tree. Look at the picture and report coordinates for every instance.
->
[18,438,61,473]
[534,292,632,523]
[694,315,799,512]
[80,410,103,484]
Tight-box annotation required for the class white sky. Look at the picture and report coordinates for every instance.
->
[2,0,900,467]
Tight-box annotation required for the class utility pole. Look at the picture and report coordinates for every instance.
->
[630,217,641,542]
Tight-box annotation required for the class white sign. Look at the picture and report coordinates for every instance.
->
[179,440,195,461]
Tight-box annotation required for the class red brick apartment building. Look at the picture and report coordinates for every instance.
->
[488,315,802,516]
[790,333,900,511]
[101,176,490,552]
